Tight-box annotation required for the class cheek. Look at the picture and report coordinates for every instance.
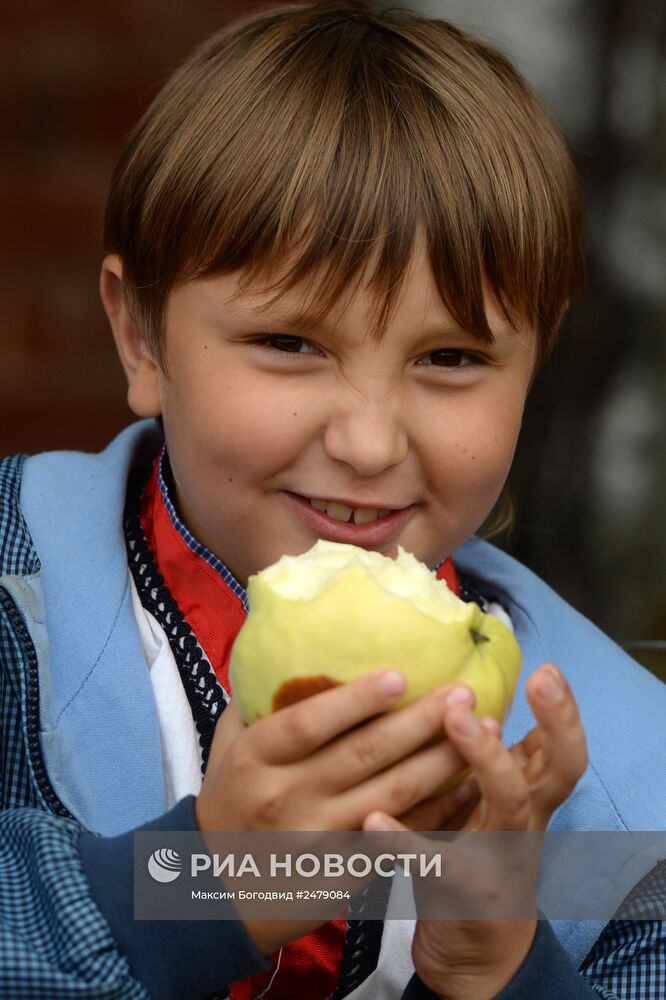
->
[476,403,523,471]
[426,394,523,498]
[162,370,314,478]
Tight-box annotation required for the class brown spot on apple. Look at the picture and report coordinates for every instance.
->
[272,675,341,710]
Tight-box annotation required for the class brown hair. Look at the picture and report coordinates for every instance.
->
[104,0,586,373]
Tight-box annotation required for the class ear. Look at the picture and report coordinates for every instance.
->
[100,254,162,418]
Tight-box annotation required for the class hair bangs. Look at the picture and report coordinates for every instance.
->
[105,2,585,371]
[175,20,499,350]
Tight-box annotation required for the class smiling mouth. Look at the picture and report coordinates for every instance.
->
[283,492,417,546]
[306,497,394,525]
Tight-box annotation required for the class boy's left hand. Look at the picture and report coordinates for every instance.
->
[363,662,588,1000]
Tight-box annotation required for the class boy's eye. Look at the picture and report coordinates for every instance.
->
[255,335,320,355]
[253,336,479,370]
[418,349,476,369]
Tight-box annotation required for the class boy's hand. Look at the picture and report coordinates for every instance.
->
[363,662,588,1000]
[196,669,475,835]
[195,668,474,954]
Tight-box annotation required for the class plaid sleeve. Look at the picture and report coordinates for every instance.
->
[579,860,666,1000]
[0,807,149,999]
[580,919,665,1000]
[401,920,601,998]
[401,917,664,999]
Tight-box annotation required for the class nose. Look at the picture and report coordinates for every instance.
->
[323,390,409,477]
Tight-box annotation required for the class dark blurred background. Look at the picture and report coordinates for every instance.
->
[1,0,664,679]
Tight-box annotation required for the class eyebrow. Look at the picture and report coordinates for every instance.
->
[402,324,497,348]
[260,310,498,347]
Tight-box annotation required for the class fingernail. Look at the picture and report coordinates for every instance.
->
[379,670,406,698]
[365,812,393,832]
[536,668,564,703]
[444,685,474,709]
[451,708,480,738]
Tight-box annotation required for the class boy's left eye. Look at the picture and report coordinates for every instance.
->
[254,335,321,355]
[417,349,476,369]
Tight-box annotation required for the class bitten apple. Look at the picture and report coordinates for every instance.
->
[230,540,521,724]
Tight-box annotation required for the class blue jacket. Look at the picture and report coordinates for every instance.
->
[1,420,664,999]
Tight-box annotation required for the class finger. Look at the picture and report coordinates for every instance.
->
[322,684,476,792]
[398,777,481,831]
[516,726,542,759]
[362,813,434,880]
[524,664,588,809]
[445,705,530,831]
[209,700,247,762]
[508,738,531,770]
[248,669,408,764]
[339,731,469,825]
[480,716,502,738]
[363,810,406,832]
[507,717,541,770]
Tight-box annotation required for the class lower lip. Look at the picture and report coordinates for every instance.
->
[282,492,417,546]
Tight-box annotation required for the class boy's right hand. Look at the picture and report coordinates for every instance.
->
[195,669,474,956]
[196,669,473,835]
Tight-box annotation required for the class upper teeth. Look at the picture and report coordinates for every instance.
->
[309,498,392,524]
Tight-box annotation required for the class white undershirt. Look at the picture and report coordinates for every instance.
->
[129,572,203,808]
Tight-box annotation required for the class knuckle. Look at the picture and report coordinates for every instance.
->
[500,775,530,822]
[554,728,588,783]
[426,691,454,728]
[353,733,385,770]
[561,747,588,788]
[504,790,530,821]
[226,738,254,779]
[255,787,291,828]
[388,772,417,811]
[286,708,319,751]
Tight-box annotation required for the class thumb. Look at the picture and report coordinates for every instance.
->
[362,811,406,833]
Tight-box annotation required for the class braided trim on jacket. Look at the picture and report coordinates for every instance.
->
[124,464,229,776]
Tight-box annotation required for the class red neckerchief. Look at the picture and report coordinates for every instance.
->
[140,453,461,1000]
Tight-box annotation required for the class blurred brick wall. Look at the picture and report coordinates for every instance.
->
[0,0,261,456]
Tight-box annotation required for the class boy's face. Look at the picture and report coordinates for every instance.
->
[120,247,536,586]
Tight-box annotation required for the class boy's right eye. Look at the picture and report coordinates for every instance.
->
[252,335,322,356]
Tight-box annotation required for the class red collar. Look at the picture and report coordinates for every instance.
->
[140,455,246,695]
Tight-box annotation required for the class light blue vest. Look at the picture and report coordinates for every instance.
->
[7,420,665,966]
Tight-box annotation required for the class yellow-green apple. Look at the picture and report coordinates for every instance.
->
[230,540,521,726]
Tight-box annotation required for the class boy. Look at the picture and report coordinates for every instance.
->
[1,3,663,998]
